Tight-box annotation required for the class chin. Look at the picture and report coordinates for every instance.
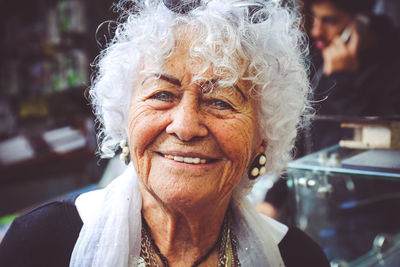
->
[157,190,208,209]
[148,179,220,209]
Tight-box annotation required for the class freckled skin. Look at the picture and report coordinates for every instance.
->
[127,41,264,212]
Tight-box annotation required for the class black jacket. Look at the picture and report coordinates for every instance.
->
[0,195,329,267]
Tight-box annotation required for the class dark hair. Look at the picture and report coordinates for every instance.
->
[305,0,376,14]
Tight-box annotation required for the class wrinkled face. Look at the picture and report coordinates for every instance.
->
[127,38,264,209]
[311,1,353,50]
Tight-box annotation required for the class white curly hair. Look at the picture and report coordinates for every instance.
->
[90,0,311,182]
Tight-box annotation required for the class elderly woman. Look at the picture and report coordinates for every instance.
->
[0,0,329,266]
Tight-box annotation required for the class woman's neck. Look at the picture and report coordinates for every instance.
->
[140,185,231,266]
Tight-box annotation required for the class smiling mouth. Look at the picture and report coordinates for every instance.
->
[158,153,214,165]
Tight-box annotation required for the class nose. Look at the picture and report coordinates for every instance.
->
[166,97,208,141]
[311,18,323,39]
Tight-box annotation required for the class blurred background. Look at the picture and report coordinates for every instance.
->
[0,0,118,217]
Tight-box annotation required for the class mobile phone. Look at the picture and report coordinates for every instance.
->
[340,14,370,43]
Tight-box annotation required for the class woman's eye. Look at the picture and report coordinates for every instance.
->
[149,91,174,102]
[209,99,234,110]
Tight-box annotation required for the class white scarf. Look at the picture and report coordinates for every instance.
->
[70,164,287,266]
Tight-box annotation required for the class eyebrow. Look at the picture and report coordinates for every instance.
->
[233,84,247,101]
[320,16,340,24]
[142,74,247,101]
[141,73,181,86]
[202,79,248,101]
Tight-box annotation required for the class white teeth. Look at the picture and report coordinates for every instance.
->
[183,157,193,163]
[173,156,184,162]
[164,154,207,164]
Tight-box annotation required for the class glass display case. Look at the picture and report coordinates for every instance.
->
[287,145,400,264]
[347,233,400,267]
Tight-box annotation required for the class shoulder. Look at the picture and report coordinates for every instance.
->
[16,194,82,229]
[278,227,330,267]
[0,195,83,267]
[11,194,83,238]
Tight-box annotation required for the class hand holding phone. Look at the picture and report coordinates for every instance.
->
[340,14,370,43]
[322,14,369,75]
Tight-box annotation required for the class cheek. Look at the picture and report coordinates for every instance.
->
[329,26,343,39]
[128,106,172,184]
[128,105,170,157]
[210,116,257,165]
[210,117,258,197]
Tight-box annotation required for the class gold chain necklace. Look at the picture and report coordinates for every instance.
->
[139,212,240,267]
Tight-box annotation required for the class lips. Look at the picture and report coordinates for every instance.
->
[315,39,327,50]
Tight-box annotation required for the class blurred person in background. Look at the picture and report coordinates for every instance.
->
[305,0,400,152]
[259,0,400,220]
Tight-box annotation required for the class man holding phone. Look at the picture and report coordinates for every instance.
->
[310,0,362,75]
[259,0,400,222]
[304,0,400,152]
